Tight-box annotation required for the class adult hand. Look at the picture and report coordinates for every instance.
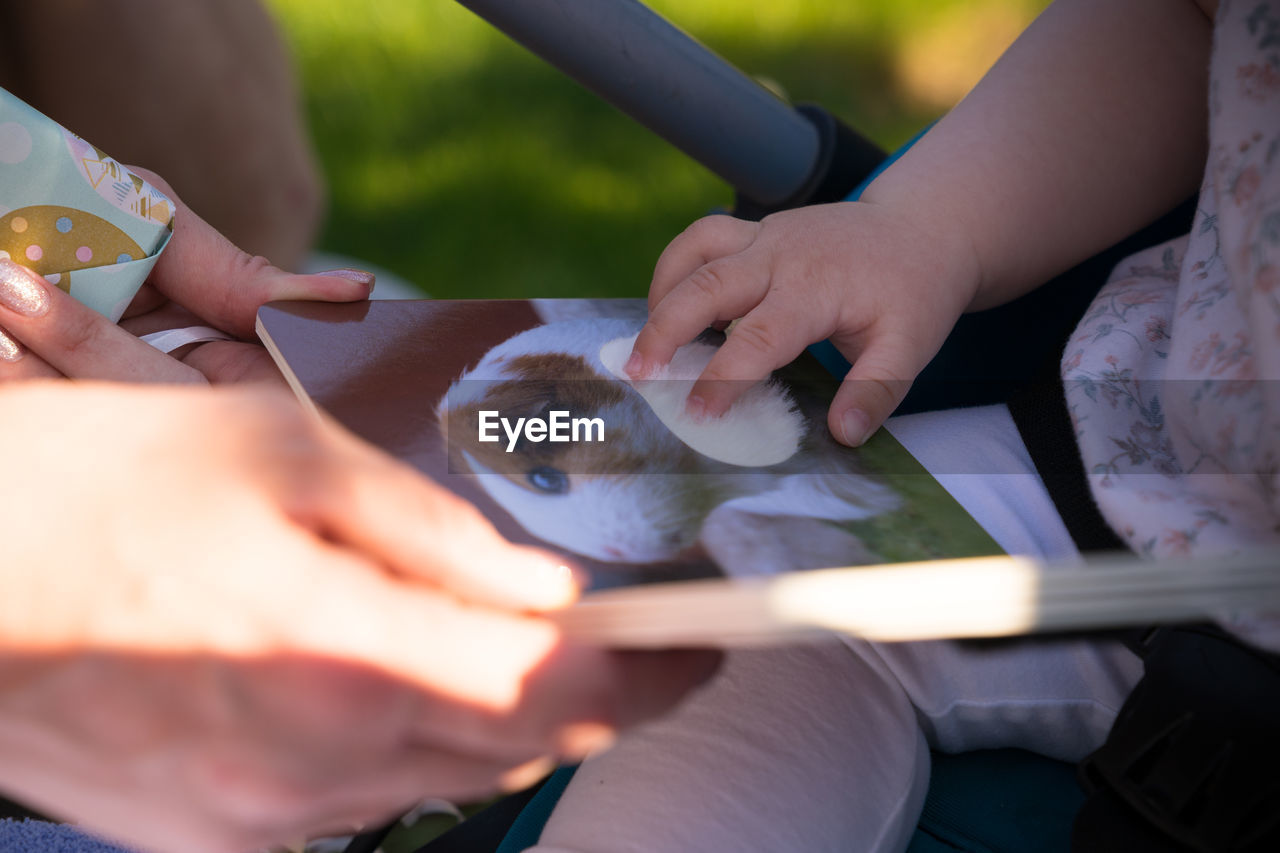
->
[0,382,718,853]
[0,167,372,385]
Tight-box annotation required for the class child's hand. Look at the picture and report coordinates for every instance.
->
[625,202,980,446]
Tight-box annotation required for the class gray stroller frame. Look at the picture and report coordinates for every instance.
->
[456,0,887,218]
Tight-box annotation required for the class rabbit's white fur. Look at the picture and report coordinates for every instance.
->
[438,312,900,575]
[597,333,804,467]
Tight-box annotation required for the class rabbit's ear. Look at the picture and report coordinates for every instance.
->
[599,333,804,467]
[700,507,877,575]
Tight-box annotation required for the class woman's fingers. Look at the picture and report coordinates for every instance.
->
[0,382,721,853]
[130,167,373,339]
[239,523,718,765]
[0,259,204,383]
[178,340,291,385]
[299,418,582,613]
[0,168,376,386]
[0,326,62,380]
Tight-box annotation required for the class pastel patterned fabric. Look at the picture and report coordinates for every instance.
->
[0,89,173,321]
[1063,0,1280,647]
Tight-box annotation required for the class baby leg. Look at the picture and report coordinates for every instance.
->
[533,405,1143,852]
[531,639,930,853]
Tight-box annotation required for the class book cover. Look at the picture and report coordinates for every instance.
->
[257,298,1000,590]
[256,298,1280,645]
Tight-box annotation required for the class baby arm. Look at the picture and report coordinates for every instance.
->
[627,0,1215,446]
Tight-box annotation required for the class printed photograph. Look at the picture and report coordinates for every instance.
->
[259,298,1001,590]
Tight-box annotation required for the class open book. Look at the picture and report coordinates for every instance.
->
[257,298,1280,647]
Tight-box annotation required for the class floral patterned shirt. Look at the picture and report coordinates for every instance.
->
[1062,0,1280,649]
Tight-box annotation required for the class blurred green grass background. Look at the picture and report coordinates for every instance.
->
[267,0,1048,298]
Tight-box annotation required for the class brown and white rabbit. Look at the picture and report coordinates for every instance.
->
[438,310,901,576]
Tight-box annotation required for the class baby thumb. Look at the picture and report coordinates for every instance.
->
[828,342,918,447]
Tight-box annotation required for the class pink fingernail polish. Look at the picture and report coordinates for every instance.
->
[685,395,708,421]
[314,268,376,287]
[0,259,50,317]
[0,328,22,362]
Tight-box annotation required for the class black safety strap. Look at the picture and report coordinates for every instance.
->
[1006,359,1127,555]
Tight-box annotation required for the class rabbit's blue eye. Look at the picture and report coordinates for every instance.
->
[527,466,569,494]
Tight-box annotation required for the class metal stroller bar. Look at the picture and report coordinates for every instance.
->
[453,0,885,216]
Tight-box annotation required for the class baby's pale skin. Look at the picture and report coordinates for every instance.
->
[627,0,1217,446]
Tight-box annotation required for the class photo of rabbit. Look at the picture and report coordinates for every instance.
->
[437,300,907,581]
[258,297,1001,590]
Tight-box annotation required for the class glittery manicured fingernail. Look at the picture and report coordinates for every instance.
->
[0,327,22,362]
[314,268,376,287]
[0,259,49,317]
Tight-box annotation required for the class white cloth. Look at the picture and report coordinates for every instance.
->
[139,325,233,354]
[531,406,1143,853]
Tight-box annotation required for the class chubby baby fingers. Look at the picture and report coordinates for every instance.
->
[0,259,205,384]
[828,335,927,447]
[628,252,771,379]
[683,297,826,419]
[648,214,760,312]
